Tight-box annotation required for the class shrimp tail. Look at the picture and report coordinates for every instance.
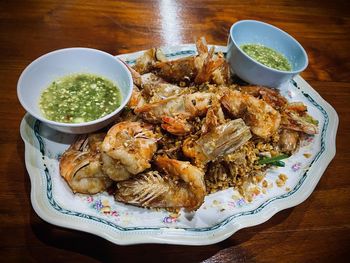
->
[195,36,208,55]
[119,58,142,87]
[202,101,225,134]
[194,47,225,84]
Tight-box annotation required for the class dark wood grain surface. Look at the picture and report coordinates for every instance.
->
[1,0,349,262]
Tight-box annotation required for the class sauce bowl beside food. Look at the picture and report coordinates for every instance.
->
[17,48,133,134]
[226,20,308,87]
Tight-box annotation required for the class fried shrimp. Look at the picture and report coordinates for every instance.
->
[126,68,183,109]
[101,121,158,181]
[128,85,146,109]
[278,129,300,154]
[183,119,252,166]
[115,156,206,211]
[59,134,112,194]
[154,37,224,84]
[132,48,167,74]
[135,92,215,135]
[239,85,287,111]
[201,98,226,134]
[221,88,281,139]
[60,37,319,212]
[281,102,319,135]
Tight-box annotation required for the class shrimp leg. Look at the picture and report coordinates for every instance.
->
[116,156,206,211]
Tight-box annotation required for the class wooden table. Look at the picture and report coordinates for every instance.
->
[1,0,349,262]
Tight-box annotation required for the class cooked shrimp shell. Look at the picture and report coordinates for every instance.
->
[221,89,281,139]
[101,121,158,181]
[116,156,206,211]
[59,134,112,194]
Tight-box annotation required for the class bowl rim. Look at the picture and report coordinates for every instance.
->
[17,47,133,127]
[229,19,309,74]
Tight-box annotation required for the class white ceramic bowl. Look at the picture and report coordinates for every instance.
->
[17,48,133,134]
[226,20,308,87]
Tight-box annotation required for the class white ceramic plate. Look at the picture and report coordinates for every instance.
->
[20,45,338,245]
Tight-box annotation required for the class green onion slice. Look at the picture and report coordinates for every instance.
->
[258,154,290,165]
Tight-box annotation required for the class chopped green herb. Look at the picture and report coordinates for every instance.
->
[241,44,292,71]
[258,154,290,165]
[39,73,121,123]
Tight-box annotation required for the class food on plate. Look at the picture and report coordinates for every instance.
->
[154,37,229,85]
[39,73,121,123]
[240,43,292,71]
[116,155,206,211]
[221,88,281,139]
[59,38,318,211]
[281,102,319,135]
[60,133,113,194]
[182,119,252,166]
[101,121,158,181]
[135,92,215,135]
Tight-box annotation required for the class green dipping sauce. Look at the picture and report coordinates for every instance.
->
[241,44,292,71]
[39,73,121,123]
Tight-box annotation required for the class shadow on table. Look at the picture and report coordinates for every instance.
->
[27,206,297,263]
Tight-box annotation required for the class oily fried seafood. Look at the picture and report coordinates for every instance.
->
[132,48,167,74]
[182,119,252,166]
[135,92,215,135]
[60,37,319,212]
[116,156,206,211]
[101,121,158,181]
[154,37,227,85]
[221,88,281,139]
[278,129,300,154]
[239,85,287,111]
[281,102,319,135]
[60,134,113,194]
